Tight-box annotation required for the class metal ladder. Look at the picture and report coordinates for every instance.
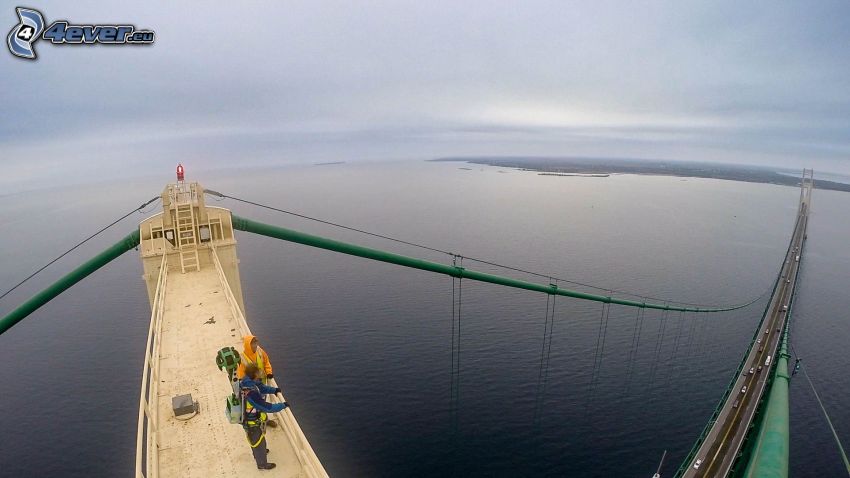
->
[176,202,200,273]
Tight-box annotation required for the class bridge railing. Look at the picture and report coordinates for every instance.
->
[135,255,168,478]
[210,245,329,478]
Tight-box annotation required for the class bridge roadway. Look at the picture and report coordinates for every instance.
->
[683,175,812,478]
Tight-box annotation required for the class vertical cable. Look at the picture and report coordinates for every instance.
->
[534,293,552,426]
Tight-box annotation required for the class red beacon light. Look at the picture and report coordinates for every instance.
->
[176,163,185,182]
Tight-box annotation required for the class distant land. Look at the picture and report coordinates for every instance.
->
[432,157,850,193]
[314,161,346,166]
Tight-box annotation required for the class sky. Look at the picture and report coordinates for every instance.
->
[2,1,850,192]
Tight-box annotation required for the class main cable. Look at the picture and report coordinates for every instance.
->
[0,196,159,302]
[207,190,768,310]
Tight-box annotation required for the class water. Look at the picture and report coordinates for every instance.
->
[0,161,847,477]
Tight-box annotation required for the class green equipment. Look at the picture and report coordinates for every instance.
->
[215,346,245,425]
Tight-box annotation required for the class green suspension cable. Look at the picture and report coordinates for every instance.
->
[232,215,762,313]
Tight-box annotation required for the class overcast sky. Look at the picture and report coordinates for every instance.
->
[2,1,850,191]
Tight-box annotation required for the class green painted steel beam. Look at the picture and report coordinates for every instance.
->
[232,215,754,313]
[743,325,790,478]
[0,231,140,336]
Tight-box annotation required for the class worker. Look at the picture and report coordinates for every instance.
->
[237,334,280,428]
[237,335,275,382]
[241,363,289,470]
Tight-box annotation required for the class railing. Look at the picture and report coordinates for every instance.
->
[210,246,328,478]
[135,255,168,478]
[167,182,199,206]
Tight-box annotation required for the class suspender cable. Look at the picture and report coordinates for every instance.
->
[648,307,669,389]
[624,307,645,396]
[454,275,462,435]
[533,294,552,425]
[534,287,557,426]
[587,299,611,410]
[449,257,463,438]
[684,311,699,360]
[231,215,761,314]
[450,272,456,412]
[540,293,557,409]
[665,311,686,389]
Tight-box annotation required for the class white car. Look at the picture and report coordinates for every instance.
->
[782,305,788,311]
[741,385,748,394]
[749,367,755,375]
[757,338,762,344]
[693,458,703,470]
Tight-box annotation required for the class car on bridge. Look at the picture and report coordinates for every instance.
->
[749,367,755,375]
[782,305,788,311]
[741,385,748,394]
[693,458,703,470]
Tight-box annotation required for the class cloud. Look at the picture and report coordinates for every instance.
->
[2,0,850,192]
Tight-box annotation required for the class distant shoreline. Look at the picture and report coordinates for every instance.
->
[431,157,850,193]
[537,172,610,178]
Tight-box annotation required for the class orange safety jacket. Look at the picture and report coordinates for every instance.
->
[236,334,274,380]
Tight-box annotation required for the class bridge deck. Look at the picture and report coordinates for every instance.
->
[155,264,305,477]
[682,175,812,477]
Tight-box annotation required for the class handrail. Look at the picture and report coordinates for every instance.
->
[210,246,328,478]
[135,255,168,478]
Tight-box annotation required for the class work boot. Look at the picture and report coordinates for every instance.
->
[258,463,277,470]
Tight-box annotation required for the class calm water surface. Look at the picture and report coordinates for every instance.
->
[0,161,847,477]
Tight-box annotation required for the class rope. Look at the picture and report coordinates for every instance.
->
[0,196,159,302]
[207,190,767,310]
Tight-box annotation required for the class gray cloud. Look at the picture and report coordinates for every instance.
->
[2,1,850,192]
